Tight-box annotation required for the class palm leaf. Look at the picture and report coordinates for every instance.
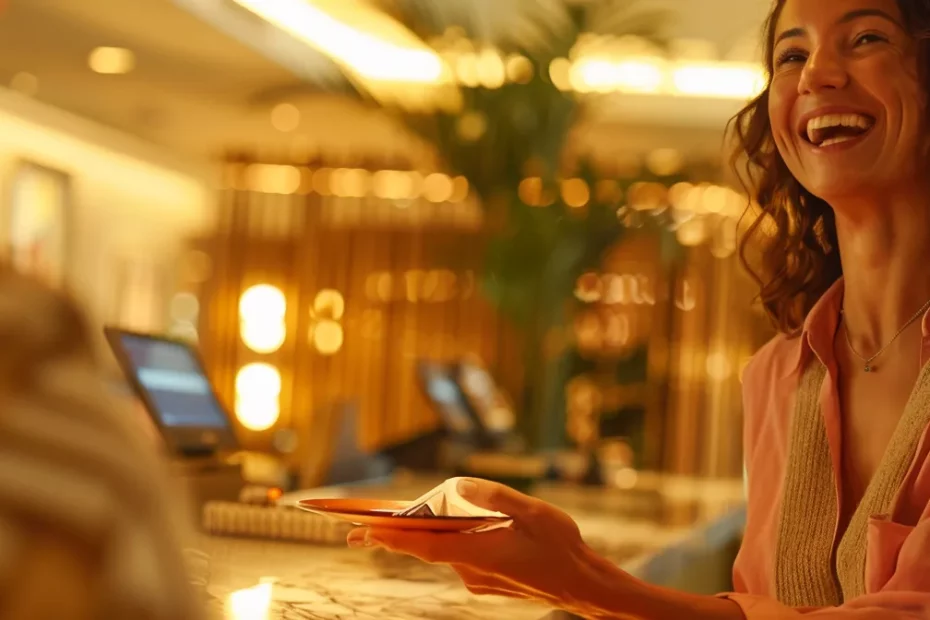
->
[584,0,670,41]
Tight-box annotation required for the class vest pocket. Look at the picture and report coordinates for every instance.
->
[865,514,915,594]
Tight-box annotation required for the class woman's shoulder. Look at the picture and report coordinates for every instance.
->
[742,332,802,389]
[740,333,803,442]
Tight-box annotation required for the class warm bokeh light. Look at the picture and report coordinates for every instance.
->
[311,319,344,355]
[240,284,286,319]
[270,103,300,132]
[240,322,287,355]
[246,164,301,195]
[170,292,200,322]
[312,289,345,320]
[561,178,590,208]
[561,56,765,100]
[422,173,453,203]
[235,363,282,431]
[88,47,136,75]
[705,351,734,381]
[518,177,543,206]
[574,272,602,303]
[571,57,664,94]
[505,54,534,84]
[240,284,287,353]
[236,363,282,398]
[671,62,766,99]
[227,580,274,619]
[234,0,763,101]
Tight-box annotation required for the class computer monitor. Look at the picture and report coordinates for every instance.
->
[417,360,482,437]
[105,328,239,456]
[456,358,516,435]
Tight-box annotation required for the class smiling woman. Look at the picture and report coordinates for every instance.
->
[346,1,930,618]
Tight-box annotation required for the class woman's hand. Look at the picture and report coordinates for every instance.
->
[346,478,611,613]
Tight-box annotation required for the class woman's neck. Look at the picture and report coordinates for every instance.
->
[834,190,930,350]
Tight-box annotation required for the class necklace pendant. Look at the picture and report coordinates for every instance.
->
[864,364,872,373]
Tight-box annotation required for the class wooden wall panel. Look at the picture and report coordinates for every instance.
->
[196,173,516,458]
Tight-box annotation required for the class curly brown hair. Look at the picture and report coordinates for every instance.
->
[731,0,930,335]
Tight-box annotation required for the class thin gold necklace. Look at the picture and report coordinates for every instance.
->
[842,297,930,372]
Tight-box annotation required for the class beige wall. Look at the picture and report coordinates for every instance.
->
[0,88,214,345]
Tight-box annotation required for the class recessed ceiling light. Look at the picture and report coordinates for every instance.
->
[9,72,38,96]
[88,47,135,75]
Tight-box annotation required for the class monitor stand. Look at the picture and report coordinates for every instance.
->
[322,402,393,486]
[177,445,221,460]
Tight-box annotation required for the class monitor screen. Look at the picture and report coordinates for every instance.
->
[417,361,479,436]
[117,333,229,429]
[458,360,515,434]
[106,329,238,454]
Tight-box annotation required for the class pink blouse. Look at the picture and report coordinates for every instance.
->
[722,280,930,618]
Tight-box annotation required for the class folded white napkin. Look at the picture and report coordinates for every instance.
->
[395,477,509,520]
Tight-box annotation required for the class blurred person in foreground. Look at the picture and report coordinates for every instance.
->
[347,0,930,618]
[0,268,202,619]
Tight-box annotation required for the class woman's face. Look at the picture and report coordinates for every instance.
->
[768,0,925,202]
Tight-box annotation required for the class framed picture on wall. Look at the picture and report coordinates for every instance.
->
[8,161,71,288]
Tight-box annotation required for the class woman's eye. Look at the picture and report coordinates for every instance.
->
[854,33,886,46]
[775,49,807,67]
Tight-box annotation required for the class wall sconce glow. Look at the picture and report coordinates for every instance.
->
[313,289,345,320]
[235,363,281,431]
[240,284,286,318]
[240,284,287,353]
[241,321,287,354]
[231,0,444,84]
[88,47,135,75]
[705,351,734,381]
[311,320,344,355]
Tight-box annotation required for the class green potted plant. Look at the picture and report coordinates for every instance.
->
[343,0,671,450]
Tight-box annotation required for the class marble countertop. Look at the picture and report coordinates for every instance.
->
[199,475,746,619]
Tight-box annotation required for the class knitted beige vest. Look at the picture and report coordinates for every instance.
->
[774,361,930,605]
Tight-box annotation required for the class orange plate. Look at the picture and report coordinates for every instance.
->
[296,498,510,531]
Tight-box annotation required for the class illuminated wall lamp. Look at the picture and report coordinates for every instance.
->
[240,284,287,353]
[309,289,345,355]
[235,363,281,431]
[310,320,344,355]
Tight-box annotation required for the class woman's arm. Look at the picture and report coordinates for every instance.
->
[578,545,744,620]
[578,542,930,620]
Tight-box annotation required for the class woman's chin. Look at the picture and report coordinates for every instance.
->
[802,174,874,205]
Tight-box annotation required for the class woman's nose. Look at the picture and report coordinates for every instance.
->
[798,47,849,94]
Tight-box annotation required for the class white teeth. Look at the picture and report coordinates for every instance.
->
[819,136,857,147]
[806,113,874,145]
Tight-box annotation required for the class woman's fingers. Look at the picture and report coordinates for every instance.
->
[455,478,544,522]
